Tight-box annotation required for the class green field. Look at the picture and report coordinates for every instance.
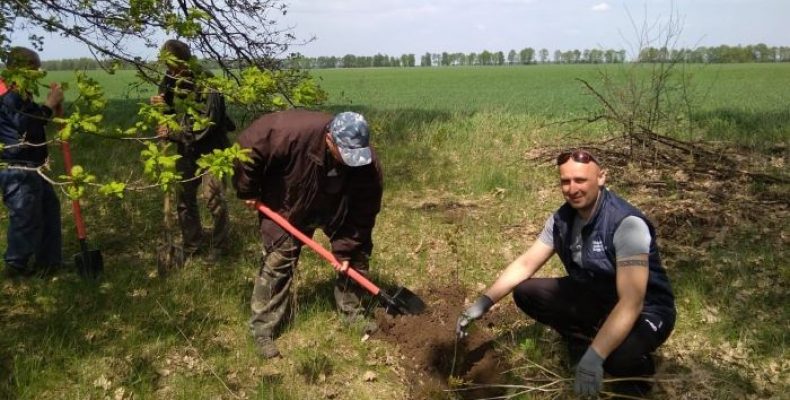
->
[1,64,788,399]
[50,63,790,115]
[312,64,789,115]
[47,63,790,145]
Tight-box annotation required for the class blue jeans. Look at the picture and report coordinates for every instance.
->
[0,168,62,270]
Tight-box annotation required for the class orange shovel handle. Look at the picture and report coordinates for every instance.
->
[60,141,88,240]
[53,100,88,241]
[255,202,381,296]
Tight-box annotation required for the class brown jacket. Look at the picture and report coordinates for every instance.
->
[233,109,383,260]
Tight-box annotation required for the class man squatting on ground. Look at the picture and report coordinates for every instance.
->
[0,47,64,278]
[233,110,383,359]
[150,39,236,257]
[456,149,676,398]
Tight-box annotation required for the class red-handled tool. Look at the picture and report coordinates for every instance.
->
[255,201,425,315]
[57,103,103,278]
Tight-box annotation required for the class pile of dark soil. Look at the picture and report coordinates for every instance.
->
[374,284,515,399]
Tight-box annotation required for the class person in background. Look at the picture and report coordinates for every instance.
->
[0,46,64,278]
[150,39,236,258]
[456,149,676,398]
[233,110,383,359]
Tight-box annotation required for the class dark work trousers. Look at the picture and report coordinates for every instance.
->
[249,230,370,340]
[512,276,674,381]
[175,154,228,254]
[0,168,62,271]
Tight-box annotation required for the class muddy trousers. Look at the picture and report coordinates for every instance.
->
[512,277,674,383]
[249,234,370,340]
[175,156,229,253]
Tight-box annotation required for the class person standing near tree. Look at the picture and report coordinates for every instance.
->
[0,47,64,278]
[233,110,383,359]
[150,39,236,258]
[456,149,676,398]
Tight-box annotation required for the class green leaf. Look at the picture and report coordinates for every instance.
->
[59,164,95,200]
[195,143,252,180]
[140,142,182,191]
[98,181,126,198]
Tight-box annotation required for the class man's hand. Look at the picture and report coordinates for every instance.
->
[155,125,170,138]
[149,94,165,106]
[456,295,494,338]
[338,260,350,273]
[45,83,64,111]
[244,199,258,210]
[149,95,170,138]
[574,347,605,397]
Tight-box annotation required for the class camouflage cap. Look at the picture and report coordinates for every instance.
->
[329,112,372,167]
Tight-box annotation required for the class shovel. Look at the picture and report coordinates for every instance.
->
[255,201,426,315]
[60,141,104,278]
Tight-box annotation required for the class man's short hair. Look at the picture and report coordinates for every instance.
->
[162,39,191,63]
[3,47,41,70]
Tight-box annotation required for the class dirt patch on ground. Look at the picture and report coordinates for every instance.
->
[374,284,515,399]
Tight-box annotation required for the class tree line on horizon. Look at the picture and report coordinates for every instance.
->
[30,43,790,71]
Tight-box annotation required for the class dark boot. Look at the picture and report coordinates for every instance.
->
[33,261,62,277]
[4,262,35,279]
[607,354,656,399]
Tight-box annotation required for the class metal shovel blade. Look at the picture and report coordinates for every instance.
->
[379,286,426,315]
[74,250,103,279]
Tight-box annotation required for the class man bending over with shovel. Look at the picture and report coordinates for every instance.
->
[456,149,676,398]
[233,110,383,359]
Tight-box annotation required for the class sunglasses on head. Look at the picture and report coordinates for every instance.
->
[556,149,599,166]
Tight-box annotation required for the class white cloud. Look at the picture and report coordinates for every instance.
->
[591,2,611,12]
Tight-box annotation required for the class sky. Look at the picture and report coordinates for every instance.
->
[12,0,790,61]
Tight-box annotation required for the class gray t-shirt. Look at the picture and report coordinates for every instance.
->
[538,214,651,264]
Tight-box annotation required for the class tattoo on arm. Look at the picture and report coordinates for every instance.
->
[617,258,648,268]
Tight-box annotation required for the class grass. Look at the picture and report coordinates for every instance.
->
[1,63,788,399]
